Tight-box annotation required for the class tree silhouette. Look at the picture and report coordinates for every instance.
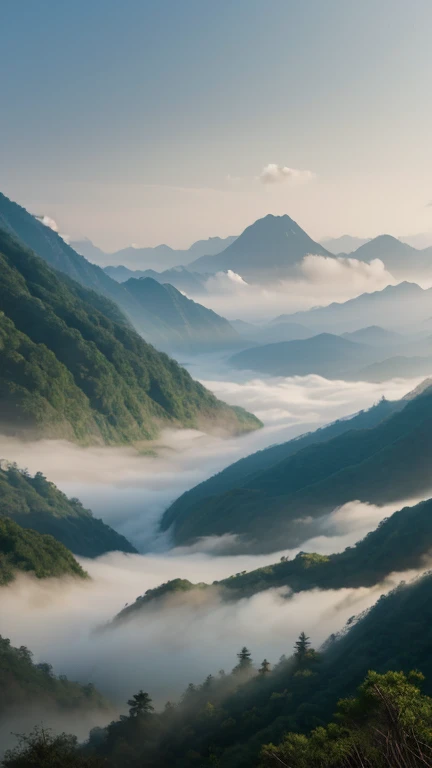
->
[234,646,253,674]
[259,659,271,675]
[127,690,153,718]
[294,632,311,664]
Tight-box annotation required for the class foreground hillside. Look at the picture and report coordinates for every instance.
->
[83,572,432,768]
[0,463,136,557]
[0,516,87,585]
[0,229,261,443]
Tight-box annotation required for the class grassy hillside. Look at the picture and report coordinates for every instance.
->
[160,396,402,538]
[0,463,136,558]
[0,228,261,444]
[0,516,87,586]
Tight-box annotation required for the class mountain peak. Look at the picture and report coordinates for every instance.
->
[187,213,330,276]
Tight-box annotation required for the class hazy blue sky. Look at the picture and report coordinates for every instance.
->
[2,0,432,250]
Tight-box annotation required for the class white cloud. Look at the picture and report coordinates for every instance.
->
[35,214,59,232]
[301,255,395,290]
[0,369,429,745]
[259,163,315,184]
[35,214,70,244]
[201,255,396,321]
[205,269,249,294]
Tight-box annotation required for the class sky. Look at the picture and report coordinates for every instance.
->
[1,0,432,251]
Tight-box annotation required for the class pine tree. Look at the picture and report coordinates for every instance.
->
[234,646,253,674]
[127,690,153,718]
[259,659,271,675]
[294,632,311,664]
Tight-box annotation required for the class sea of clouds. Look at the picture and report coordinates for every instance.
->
[0,364,430,756]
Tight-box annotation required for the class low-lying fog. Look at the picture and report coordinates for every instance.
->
[0,365,429,728]
[0,366,421,548]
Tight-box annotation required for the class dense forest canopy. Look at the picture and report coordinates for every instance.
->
[0,515,87,585]
[0,227,261,444]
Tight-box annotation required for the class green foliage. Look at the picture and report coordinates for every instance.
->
[0,636,110,720]
[0,516,87,585]
[0,462,136,557]
[1,727,104,768]
[260,671,432,767]
[0,226,261,445]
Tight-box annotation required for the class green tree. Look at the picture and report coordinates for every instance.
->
[260,670,432,768]
[127,690,153,718]
[1,727,103,768]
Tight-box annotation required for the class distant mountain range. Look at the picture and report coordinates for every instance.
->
[88,214,432,289]
[229,332,378,379]
[161,381,432,552]
[275,281,432,333]
[351,235,430,272]
[71,235,238,270]
[228,322,432,382]
[322,232,432,254]
[0,226,261,443]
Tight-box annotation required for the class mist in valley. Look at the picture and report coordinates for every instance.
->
[0,367,429,740]
[0,367,421,548]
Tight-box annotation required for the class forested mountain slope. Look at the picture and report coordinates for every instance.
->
[0,193,242,353]
[163,385,432,551]
[88,573,432,768]
[160,396,403,537]
[119,496,432,622]
[0,634,110,724]
[0,228,260,444]
[0,516,88,585]
[0,463,136,558]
